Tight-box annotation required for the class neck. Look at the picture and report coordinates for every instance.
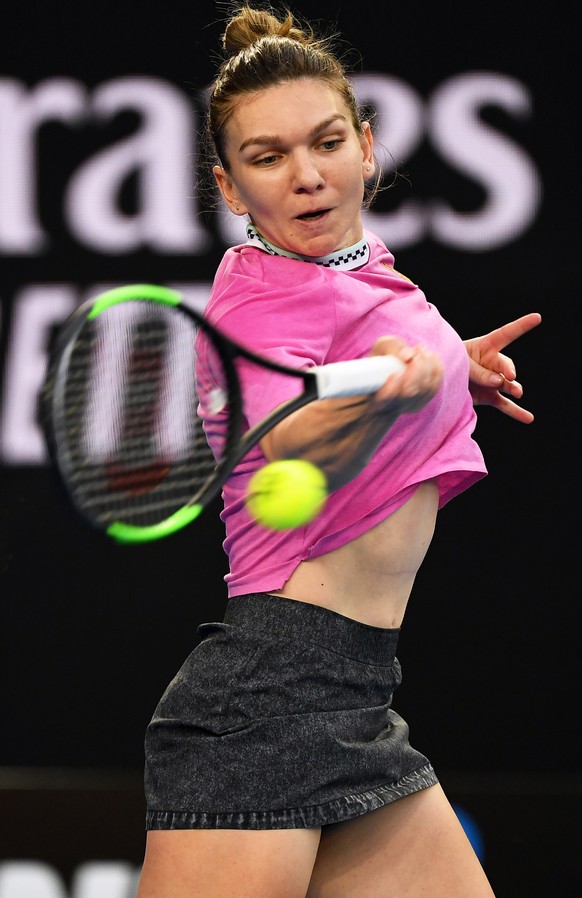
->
[245,223,370,271]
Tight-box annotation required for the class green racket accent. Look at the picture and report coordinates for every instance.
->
[88,284,182,319]
[107,503,204,543]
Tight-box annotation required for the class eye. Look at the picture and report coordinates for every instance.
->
[319,138,343,151]
[254,153,280,166]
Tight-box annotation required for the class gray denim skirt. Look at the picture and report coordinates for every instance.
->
[144,592,437,830]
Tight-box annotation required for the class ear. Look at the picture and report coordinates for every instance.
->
[213,165,248,215]
[360,122,375,179]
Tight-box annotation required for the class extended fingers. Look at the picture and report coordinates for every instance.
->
[489,312,542,353]
[492,392,535,423]
[500,376,524,398]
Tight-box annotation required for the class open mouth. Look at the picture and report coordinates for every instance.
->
[297,209,328,221]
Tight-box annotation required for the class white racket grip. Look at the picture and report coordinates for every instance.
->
[313,355,405,399]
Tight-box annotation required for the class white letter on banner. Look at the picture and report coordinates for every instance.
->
[0,285,78,464]
[65,77,209,253]
[71,862,140,898]
[353,73,427,249]
[0,78,86,253]
[428,72,541,248]
[0,862,67,898]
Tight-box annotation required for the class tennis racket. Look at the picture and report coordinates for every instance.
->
[41,283,404,544]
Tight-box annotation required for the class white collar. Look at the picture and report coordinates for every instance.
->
[245,223,370,271]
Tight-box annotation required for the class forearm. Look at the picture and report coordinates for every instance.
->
[261,395,403,492]
[260,342,444,491]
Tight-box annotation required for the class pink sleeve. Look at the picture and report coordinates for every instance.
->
[207,251,337,428]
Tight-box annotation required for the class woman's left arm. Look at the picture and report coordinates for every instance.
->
[464,312,542,423]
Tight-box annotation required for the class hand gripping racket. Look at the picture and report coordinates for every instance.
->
[40,284,404,544]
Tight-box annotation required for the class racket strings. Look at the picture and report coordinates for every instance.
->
[56,305,223,528]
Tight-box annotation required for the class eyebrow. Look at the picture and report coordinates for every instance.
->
[238,114,348,154]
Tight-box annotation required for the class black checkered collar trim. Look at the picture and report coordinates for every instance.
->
[245,223,369,270]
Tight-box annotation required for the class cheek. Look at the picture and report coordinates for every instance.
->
[346,168,366,202]
[242,181,281,218]
[335,156,365,190]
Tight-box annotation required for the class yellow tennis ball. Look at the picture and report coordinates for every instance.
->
[246,460,328,530]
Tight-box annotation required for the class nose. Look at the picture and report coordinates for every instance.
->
[291,152,325,193]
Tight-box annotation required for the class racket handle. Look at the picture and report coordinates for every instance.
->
[313,355,406,399]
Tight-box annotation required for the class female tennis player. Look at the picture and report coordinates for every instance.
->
[136,5,541,896]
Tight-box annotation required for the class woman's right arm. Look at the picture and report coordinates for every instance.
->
[260,337,443,492]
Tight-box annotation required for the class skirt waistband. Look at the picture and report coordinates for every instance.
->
[223,593,400,665]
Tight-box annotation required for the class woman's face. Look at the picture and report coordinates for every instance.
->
[214,78,375,257]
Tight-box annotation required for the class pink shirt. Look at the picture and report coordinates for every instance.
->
[198,230,487,596]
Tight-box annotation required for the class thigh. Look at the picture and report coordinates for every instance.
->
[306,783,496,898]
[136,827,321,898]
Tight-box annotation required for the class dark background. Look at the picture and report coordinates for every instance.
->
[0,2,579,895]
